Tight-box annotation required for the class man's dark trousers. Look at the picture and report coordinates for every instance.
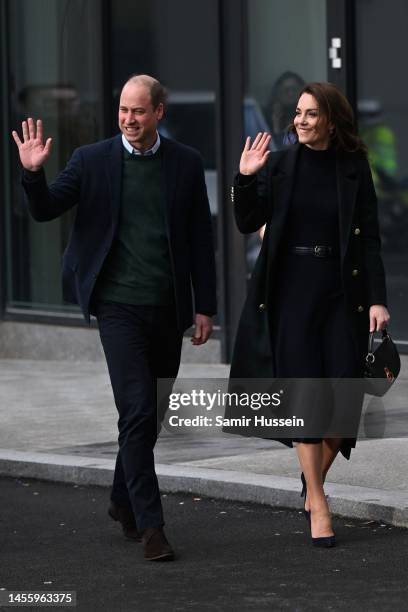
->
[95,300,182,532]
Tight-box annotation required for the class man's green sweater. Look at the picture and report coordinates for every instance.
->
[94,148,173,305]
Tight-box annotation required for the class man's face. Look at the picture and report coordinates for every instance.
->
[118,83,163,151]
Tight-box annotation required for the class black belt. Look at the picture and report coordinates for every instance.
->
[289,245,339,258]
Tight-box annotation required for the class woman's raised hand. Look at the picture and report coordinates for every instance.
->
[12,118,52,171]
[239,132,271,176]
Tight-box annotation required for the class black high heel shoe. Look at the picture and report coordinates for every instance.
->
[300,472,311,525]
[309,510,336,548]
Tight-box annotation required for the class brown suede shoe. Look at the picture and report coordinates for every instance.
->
[142,527,175,561]
[108,501,141,542]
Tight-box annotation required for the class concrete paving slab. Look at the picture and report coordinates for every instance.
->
[174,438,408,491]
[1,449,407,528]
[0,360,229,451]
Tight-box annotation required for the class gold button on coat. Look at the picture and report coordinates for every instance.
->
[259,303,266,311]
[354,227,361,235]
[352,269,359,277]
[357,305,364,312]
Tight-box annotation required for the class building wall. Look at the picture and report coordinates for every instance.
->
[0,320,221,363]
[1,0,407,359]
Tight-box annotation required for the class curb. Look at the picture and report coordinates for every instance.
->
[0,449,407,528]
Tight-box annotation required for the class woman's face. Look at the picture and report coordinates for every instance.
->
[294,93,332,150]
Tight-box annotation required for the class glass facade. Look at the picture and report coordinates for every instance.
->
[244,0,327,274]
[1,0,407,352]
[246,0,327,149]
[2,0,219,316]
[4,0,105,312]
[355,0,408,345]
[110,0,219,307]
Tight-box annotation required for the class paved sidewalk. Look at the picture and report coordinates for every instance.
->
[0,358,407,527]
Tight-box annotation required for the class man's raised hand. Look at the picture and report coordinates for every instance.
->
[239,131,271,176]
[12,118,52,171]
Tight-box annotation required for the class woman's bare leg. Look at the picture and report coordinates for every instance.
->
[322,438,343,482]
[296,442,334,538]
[303,438,343,512]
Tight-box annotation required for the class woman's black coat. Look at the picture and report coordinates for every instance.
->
[230,143,387,379]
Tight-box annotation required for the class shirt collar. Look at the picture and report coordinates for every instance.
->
[121,132,161,156]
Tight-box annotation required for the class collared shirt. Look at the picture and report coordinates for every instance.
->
[121,132,161,156]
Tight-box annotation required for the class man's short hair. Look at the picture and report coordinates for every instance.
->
[123,74,167,110]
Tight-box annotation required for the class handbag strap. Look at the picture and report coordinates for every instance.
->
[367,328,389,359]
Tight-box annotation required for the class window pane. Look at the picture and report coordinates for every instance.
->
[356,0,408,343]
[245,0,327,274]
[5,0,105,311]
[110,0,220,309]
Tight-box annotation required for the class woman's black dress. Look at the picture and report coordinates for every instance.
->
[271,144,360,458]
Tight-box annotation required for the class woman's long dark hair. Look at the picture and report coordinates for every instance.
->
[287,81,367,154]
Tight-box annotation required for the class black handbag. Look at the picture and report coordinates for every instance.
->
[364,329,401,396]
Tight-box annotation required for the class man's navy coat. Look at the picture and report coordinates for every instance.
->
[22,134,217,331]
